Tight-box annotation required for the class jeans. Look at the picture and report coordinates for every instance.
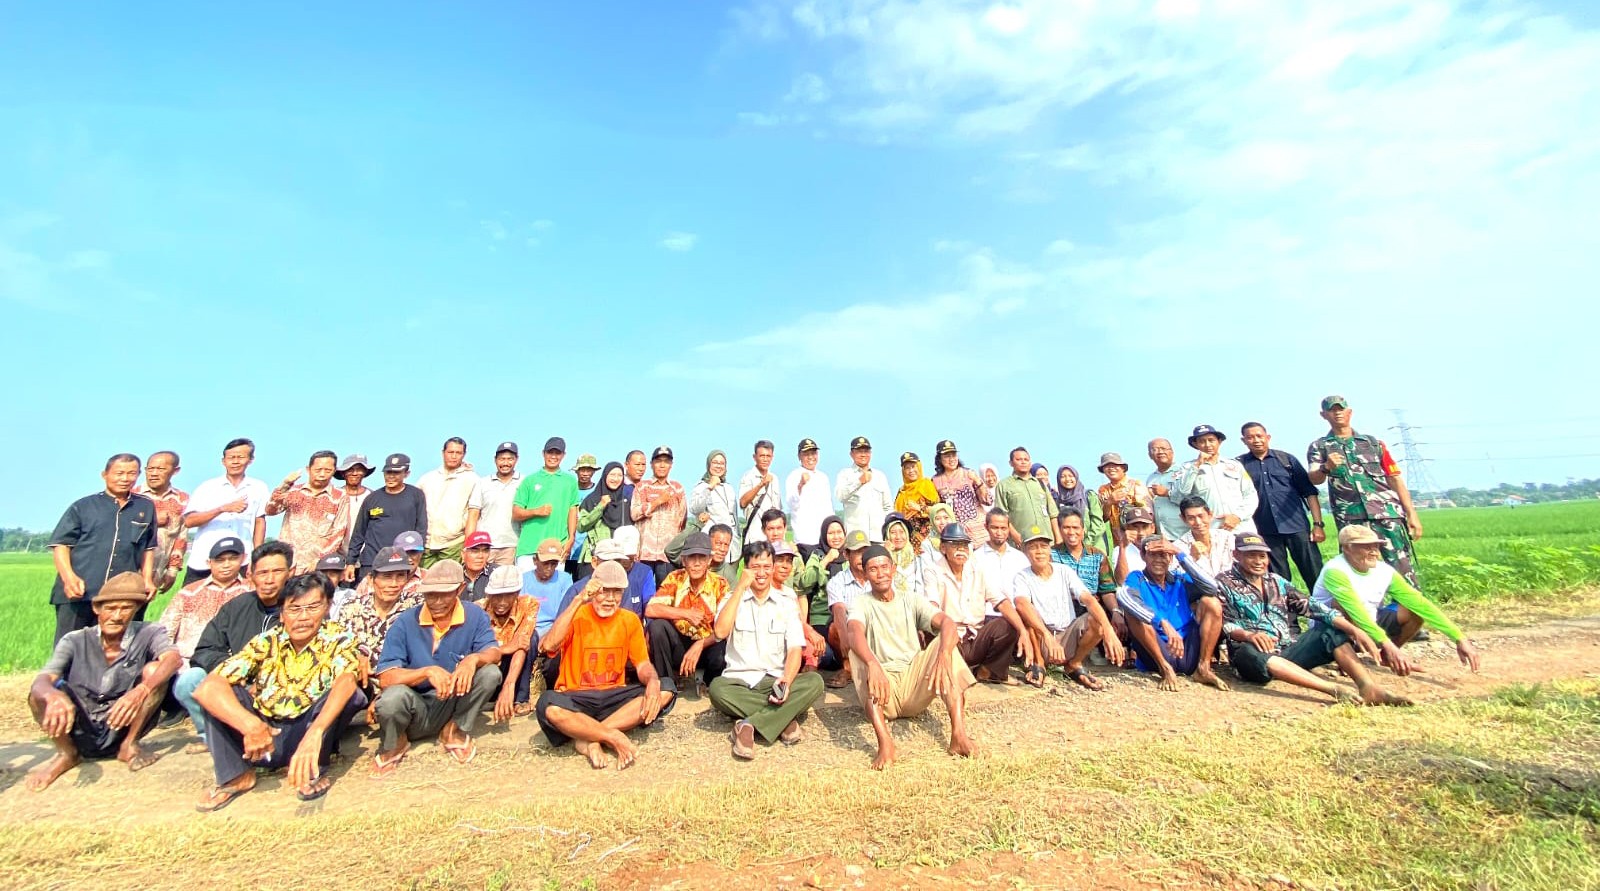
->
[174,665,210,740]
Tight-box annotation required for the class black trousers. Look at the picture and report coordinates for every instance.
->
[646,618,726,683]
[53,600,97,644]
[1264,531,1326,588]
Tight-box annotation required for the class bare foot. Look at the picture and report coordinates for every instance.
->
[1157,669,1181,692]
[1334,687,1363,705]
[871,741,897,771]
[1361,686,1414,707]
[947,733,976,758]
[1194,667,1230,691]
[574,739,608,770]
[121,744,162,772]
[26,752,80,792]
[607,732,639,770]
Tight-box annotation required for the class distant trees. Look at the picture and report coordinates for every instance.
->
[0,528,51,552]
[1436,479,1599,508]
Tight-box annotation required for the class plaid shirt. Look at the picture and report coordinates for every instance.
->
[136,485,190,572]
[1215,566,1337,645]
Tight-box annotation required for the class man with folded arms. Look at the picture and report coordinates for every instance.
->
[709,542,825,759]
[847,544,976,770]
[481,565,540,721]
[371,560,503,774]
[1011,524,1121,690]
[922,523,1033,684]
[26,572,180,791]
[1116,536,1230,691]
[193,572,365,810]
[1216,533,1411,706]
[645,532,731,685]
[536,560,675,770]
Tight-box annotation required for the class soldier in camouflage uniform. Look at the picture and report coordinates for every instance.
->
[1306,395,1424,587]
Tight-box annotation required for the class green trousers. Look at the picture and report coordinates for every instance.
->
[707,672,824,743]
[421,544,462,568]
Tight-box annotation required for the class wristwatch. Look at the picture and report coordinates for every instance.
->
[1313,521,1325,528]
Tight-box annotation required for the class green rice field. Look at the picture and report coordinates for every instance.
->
[0,501,1595,672]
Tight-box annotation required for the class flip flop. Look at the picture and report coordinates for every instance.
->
[370,748,407,778]
[1067,667,1105,692]
[443,737,477,765]
[296,774,333,802]
[1023,665,1047,688]
[825,671,852,689]
[195,784,245,813]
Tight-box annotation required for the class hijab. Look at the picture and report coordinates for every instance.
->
[702,450,727,486]
[895,459,940,514]
[582,461,631,531]
[881,513,918,570]
[978,462,999,505]
[816,515,847,576]
[924,503,956,551]
[1055,464,1088,518]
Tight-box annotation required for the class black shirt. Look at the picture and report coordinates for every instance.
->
[192,593,281,673]
[48,492,158,605]
[350,485,428,567]
[1237,450,1318,536]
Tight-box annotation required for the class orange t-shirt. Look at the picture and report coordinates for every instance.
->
[555,604,648,692]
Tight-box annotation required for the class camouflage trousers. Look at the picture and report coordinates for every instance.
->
[1336,516,1418,588]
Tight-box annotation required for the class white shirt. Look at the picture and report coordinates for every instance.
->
[1144,467,1188,541]
[971,542,1028,617]
[825,569,871,611]
[1012,565,1090,631]
[736,467,784,545]
[1178,527,1238,579]
[476,474,523,550]
[835,466,894,542]
[721,588,808,688]
[1114,544,1146,579]
[416,465,483,549]
[184,475,270,570]
[786,466,834,546]
[1173,458,1259,533]
[921,553,1004,630]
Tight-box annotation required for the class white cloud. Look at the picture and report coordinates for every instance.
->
[660,231,699,252]
[785,72,832,104]
[479,219,508,241]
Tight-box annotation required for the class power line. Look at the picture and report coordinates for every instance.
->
[1431,453,1600,462]
[1422,415,1600,430]
[1389,410,1445,500]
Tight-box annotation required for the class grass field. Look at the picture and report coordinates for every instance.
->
[0,501,1595,672]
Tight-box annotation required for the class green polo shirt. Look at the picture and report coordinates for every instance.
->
[513,470,580,557]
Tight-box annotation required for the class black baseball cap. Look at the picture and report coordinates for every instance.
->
[371,547,411,574]
[680,532,713,558]
[384,453,410,473]
[935,439,957,455]
[497,441,519,456]
[850,436,871,451]
[543,436,566,454]
[797,438,819,453]
[209,537,245,559]
[316,553,348,573]
[900,451,919,465]
[652,445,674,461]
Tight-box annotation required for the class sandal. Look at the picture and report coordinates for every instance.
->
[825,670,852,689]
[370,747,407,778]
[296,774,334,802]
[1067,666,1105,692]
[1024,665,1046,688]
[195,783,246,813]
[513,702,535,717]
[443,736,477,765]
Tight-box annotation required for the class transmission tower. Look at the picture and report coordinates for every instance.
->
[1390,410,1447,507]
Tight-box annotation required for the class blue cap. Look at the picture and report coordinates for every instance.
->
[393,530,425,552]
[209,537,246,559]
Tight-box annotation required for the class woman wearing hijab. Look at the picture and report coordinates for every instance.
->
[894,452,942,552]
[930,440,990,545]
[979,463,1001,524]
[687,450,738,535]
[922,502,957,557]
[576,461,631,564]
[1053,465,1109,554]
[882,512,927,600]
[796,515,849,672]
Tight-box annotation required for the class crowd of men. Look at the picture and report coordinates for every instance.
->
[30,394,1480,805]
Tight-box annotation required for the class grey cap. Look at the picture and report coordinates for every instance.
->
[680,532,713,558]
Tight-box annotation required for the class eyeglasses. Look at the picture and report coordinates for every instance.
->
[282,603,327,618]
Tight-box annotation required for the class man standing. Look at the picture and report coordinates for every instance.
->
[1307,395,1425,587]
[709,542,825,759]
[183,438,269,583]
[569,453,601,576]
[334,454,375,551]
[417,437,482,567]
[1011,526,1121,690]
[193,572,366,810]
[1173,424,1258,533]
[922,524,1033,684]
[995,448,1059,547]
[1143,439,1188,542]
[349,454,428,580]
[835,436,893,542]
[136,450,188,595]
[48,454,159,641]
[786,438,832,561]
[644,532,731,685]
[25,573,180,791]
[1116,537,1229,691]
[631,446,686,584]
[1238,422,1326,586]
[264,450,348,573]
[476,441,524,568]
[622,450,647,499]
[1096,452,1154,547]
[847,545,976,770]
[512,437,580,572]
[371,560,503,774]
[738,440,784,547]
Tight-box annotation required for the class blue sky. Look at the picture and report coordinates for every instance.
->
[3,1,1598,529]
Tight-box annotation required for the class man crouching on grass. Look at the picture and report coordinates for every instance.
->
[193,571,366,811]
[847,545,976,770]
[27,572,180,791]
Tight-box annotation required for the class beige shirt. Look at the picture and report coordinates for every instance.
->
[848,589,938,673]
[921,553,1004,631]
[722,588,807,688]
[417,465,483,549]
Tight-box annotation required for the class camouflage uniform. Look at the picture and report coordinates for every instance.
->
[1306,432,1419,587]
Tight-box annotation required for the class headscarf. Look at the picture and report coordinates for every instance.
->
[582,461,631,531]
[1055,464,1088,518]
[979,463,999,506]
[895,459,940,515]
[881,513,918,571]
[924,503,956,552]
[701,450,727,485]
[816,515,848,576]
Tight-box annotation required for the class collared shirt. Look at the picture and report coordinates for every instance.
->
[135,485,190,573]
[1012,565,1090,631]
[630,478,687,561]
[335,587,423,661]
[1115,553,1218,641]
[1215,567,1334,644]
[972,542,1029,616]
[417,465,483,550]
[486,595,539,654]
[376,601,498,689]
[835,466,894,542]
[722,588,807,687]
[824,568,871,613]
[1306,432,1406,523]
[1051,545,1115,595]
[650,569,731,640]
[216,623,360,720]
[1237,450,1318,536]
[476,474,523,550]
[921,553,1004,631]
[161,575,251,664]
[1097,478,1154,536]
[689,479,740,537]
[1178,527,1238,579]
[184,475,270,570]
[994,475,1058,541]
[48,491,158,605]
[1173,458,1259,533]
[1142,468,1188,540]
[736,468,783,545]
[269,484,349,572]
[44,622,176,724]
[462,569,494,604]
[785,466,835,546]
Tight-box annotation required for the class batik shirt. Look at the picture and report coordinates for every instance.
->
[1214,567,1336,645]
[651,569,731,640]
[270,485,349,573]
[136,485,190,576]
[336,589,424,661]
[1306,432,1405,523]
[1097,478,1154,535]
[216,623,360,720]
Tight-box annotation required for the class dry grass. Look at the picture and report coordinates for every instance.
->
[3,681,1597,891]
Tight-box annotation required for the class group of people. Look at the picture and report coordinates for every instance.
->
[29,394,1481,803]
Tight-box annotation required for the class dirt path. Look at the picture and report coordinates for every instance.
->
[2,616,1598,888]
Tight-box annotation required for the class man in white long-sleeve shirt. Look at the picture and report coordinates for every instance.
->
[786,439,834,561]
[1172,424,1258,533]
[835,436,894,543]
